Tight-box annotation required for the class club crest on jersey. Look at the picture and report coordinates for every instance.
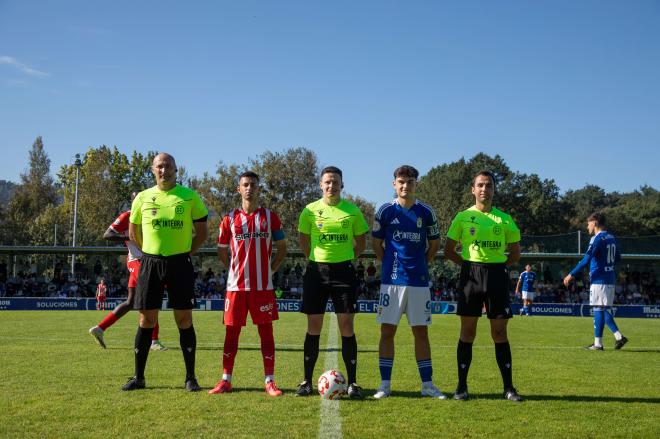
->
[341,219,349,228]
[416,218,422,228]
[492,225,502,235]
[175,205,184,215]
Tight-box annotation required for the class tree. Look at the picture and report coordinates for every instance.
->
[561,185,614,231]
[3,137,58,244]
[603,186,660,236]
[498,173,567,235]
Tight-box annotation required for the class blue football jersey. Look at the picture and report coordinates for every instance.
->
[372,200,440,287]
[569,231,620,284]
[519,271,536,292]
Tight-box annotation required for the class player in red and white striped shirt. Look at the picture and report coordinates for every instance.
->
[209,171,287,397]
[88,193,166,350]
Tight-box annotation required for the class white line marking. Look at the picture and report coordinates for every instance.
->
[2,336,657,351]
[318,313,342,439]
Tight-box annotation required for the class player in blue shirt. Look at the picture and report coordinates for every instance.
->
[371,165,446,399]
[564,212,628,350]
[515,264,537,316]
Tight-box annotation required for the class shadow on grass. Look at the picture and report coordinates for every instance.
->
[383,390,660,403]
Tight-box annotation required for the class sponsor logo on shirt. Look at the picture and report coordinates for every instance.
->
[235,232,270,240]
[471,239,502,250]
[392,230,421,242]
[151,219,184,230]
[318,233,349,243]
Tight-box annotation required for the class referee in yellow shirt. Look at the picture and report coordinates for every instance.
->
[123,153,209,392]
[444,170,522,402]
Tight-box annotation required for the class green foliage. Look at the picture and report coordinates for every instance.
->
[0,180,18,204]
[56,146,156,245]
[561,185,614,230]
[3,144,659,248]
[603,186,660,236]
[2,137,58,244]
[498,172,567,236]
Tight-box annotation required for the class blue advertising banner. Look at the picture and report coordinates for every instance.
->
[0,298,658,318]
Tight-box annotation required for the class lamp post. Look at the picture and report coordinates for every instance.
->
[71,154,82,279]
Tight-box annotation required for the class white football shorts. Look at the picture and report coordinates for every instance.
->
[590,284,615,307]
[376,284,432,326]
[521,290,535,301]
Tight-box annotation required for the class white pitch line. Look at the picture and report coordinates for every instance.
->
[2,336,657,351]
[318,313,342,439]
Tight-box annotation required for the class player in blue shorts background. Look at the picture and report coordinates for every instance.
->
[515,264,536,316]
[371,165,446,399]
[564,212,628,350]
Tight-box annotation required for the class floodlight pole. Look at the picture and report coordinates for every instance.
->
[71,154,82,279]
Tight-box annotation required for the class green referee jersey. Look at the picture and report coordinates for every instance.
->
[130,184,208,257]
[446,206,520,263]
[298,198,369,263]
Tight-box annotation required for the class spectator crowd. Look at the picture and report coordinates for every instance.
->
[0,259,658,305]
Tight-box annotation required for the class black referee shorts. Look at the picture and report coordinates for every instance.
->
[456,261,512,319]
[135,253,196,310]
[302,260,358,314]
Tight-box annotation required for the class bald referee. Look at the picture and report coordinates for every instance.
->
[444,170,522,402]
[122,152,209,392]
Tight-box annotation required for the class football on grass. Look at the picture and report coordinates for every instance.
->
[317,369,347,399]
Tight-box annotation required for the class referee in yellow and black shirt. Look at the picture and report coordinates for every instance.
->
[444,170,522,402]
[123,153,208,392]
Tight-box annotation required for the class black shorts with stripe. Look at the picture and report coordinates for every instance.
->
[302,260,358,314]
[457,261,512,319]
[135,253,196,310]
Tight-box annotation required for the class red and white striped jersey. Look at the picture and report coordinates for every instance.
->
[110,211,143,262]
[218,207,283,291]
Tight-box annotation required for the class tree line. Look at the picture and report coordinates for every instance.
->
[1,137,657,250]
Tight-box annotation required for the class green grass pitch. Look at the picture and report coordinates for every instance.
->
[1,311,659,438]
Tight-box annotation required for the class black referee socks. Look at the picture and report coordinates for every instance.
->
[303,333,320,383]
[457,340,473,388]
[341,335,358,385]
[179,325,197,381]
[134,326,154,379]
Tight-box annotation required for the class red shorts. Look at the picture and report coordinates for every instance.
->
[96,294,106,302]
[127,259,140,288]
[224,290,279,326]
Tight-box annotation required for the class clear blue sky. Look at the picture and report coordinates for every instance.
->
[1,0,658,204]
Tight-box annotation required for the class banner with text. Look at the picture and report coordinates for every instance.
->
[0,298,658,318]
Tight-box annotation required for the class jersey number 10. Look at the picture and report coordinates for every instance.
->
[606,244,616,264]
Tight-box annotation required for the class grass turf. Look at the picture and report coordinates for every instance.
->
[1,311,659,438]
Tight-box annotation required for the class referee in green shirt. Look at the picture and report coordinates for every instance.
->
[295,166,369,399]
[444,170,522,402]
[123,153,209,392]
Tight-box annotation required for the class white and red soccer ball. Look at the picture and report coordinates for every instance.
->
[317,369,347,399]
